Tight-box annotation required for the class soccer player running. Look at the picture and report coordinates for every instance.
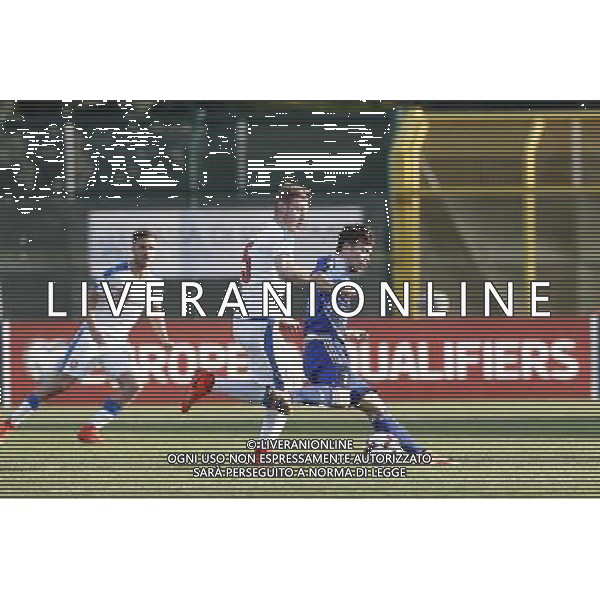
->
[182,181,315,442]
[290,224,450,461]
[0,229,172,444]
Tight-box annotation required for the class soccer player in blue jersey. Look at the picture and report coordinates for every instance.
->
[289,224,445,458]
[0,230,172,444]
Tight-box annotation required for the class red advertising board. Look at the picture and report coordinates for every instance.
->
[3,317,593,407]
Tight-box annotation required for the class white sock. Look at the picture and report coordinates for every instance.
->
[90,409,117,430]
[260,408,287,439]
[212,379,288,438]
[10,402,36,427]
[89,399,124,430]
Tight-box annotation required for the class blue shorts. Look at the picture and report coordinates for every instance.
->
[296,337,375,407]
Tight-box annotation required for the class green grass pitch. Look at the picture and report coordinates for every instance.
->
[1,400,599,497]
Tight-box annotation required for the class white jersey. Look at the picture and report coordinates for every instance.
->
[239,221,295,318]
[92,261,161,342]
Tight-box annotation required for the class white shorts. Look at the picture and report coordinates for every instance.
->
[232,318,302,390]
[59,325,134,380]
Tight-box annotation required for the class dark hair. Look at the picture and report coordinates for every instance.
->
[336,224,373,253]
[132,230,156,243]
[276,180,313,204]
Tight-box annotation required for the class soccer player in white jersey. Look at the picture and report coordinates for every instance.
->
[182,182,314,444]
[0,230,172,444]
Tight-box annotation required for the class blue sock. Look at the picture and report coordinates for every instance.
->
[27,394,42,410]
[10,394,43,426]
[102,399,122,415]
[372,416,424,453]
[90,398,123,429]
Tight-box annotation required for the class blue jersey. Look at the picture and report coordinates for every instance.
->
[92,260,160,341]
[304,254,354,340]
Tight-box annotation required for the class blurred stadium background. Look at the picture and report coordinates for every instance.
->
[3,100,600,315]
[1,100,600,497]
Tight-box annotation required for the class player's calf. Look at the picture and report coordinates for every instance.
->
[77,397,124,444]
[264,388,292,415]
[0,393,45,442]
[116,373,140,402]
[357,393,454,464]
[355,391,427,455]
[0,372,76,441]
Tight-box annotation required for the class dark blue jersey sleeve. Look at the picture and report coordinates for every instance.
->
[312,256,331,275]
